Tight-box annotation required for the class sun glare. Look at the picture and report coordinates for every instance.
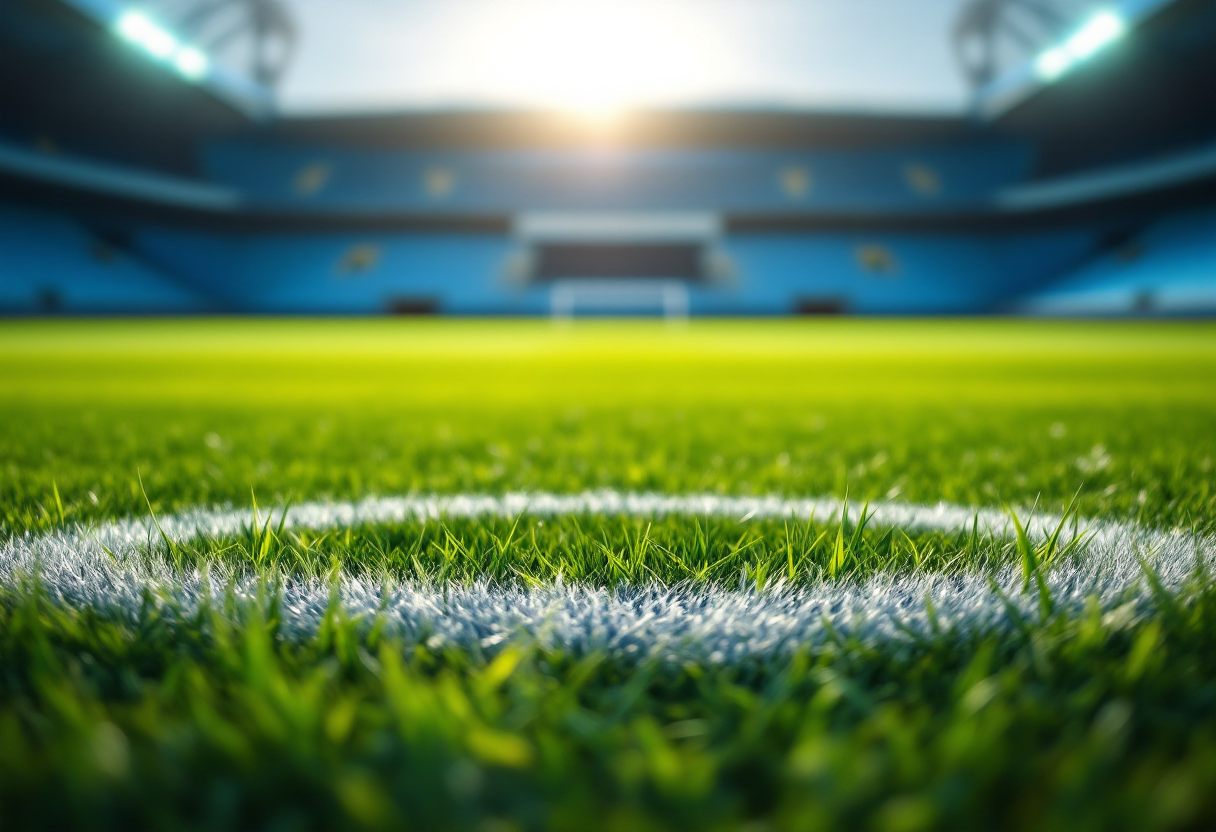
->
[473,0,726,116]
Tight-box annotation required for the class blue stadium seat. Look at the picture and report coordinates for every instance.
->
[0,203,211,314]
[1019,209,1216,316]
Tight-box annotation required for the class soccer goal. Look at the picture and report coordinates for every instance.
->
[549,279,690,320]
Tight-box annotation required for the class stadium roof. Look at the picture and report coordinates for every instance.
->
[1,0,1213,216]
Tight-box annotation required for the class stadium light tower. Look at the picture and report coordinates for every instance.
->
[953,0,1092,91]
[136,0,297,88]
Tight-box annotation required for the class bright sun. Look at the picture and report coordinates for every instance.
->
[472,0,727,116]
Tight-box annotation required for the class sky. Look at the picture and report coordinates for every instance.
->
[274,0,975,115]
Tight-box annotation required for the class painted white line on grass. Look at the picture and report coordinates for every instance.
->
[2,492,1211,663]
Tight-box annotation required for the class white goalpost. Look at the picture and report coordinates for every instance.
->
[549,279,690,320]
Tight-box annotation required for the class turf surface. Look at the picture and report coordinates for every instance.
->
[2,319,1215,831]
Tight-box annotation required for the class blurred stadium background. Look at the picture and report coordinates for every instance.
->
[1,0,1213,317]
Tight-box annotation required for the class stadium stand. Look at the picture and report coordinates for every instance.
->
[1,0,1213,315]
[1020,208,1216,315]
[0,203,209,314]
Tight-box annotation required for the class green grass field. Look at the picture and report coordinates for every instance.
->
[2,319,1216,831]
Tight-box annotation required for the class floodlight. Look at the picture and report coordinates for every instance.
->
[1067,11,1125,59]
[141,25,178,59]
[115,10,154,44]
[115,9,178,59]
[1035,46,1073,81]
[115,9,210,81]
[1033,9,1125,83]
[174,47,209,80]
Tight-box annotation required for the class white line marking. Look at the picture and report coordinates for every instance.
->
[2,492,1211,663]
